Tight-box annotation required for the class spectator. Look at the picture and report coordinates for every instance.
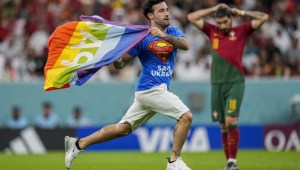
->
[261,52,291,78]
[292,58,300,76]
[0,33,24,59]
[34,101,59,129]
[5,106,29,129]
[26,22,49,77]
[65,106,93,128]
[286,37,300,71]
[2,58,16,82]
[0,0,300,81]
[243,36,260,75]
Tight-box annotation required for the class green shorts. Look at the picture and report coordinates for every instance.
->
[211,81,245,122]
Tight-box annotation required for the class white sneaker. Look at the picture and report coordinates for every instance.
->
[65,136,82,169]
[166,157,192,170]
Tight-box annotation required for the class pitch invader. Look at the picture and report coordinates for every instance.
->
[65,0,193,170]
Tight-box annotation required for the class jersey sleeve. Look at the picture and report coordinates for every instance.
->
[128,41,142,58]
[202,22,215,36]
[174,27,185,37]
[168,26,185,37]
[239,21,255,36]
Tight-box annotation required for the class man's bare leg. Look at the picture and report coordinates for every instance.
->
[170,111,193,161]
[78,123,132,149]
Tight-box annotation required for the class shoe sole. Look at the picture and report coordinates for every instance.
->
[64,136,71,169]
[65,136,70,152]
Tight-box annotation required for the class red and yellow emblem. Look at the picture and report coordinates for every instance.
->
[147,40,173,63]
[212,32,219,49]
[229,31,237,41]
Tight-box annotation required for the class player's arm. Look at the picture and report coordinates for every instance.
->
[148,27,189,50]
[231,8,269,29]
[187,3,228,30]
[113,53,134,70]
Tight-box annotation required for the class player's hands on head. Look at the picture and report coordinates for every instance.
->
[149,27,167,39]
[214,3,229,11]
[230,8,243,16]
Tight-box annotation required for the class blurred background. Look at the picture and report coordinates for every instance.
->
[0,0,299,154]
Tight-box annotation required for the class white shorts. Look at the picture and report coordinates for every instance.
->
[119,83,190,130]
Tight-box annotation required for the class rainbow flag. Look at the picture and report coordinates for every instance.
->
[44,15,149,91]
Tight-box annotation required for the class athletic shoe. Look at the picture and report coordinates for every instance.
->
[222,162,239,170]
[65,136,82,169]
[166,157,192,170]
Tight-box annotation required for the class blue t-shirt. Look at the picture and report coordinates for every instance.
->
[128,26,185,91]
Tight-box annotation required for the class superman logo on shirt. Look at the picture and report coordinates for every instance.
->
[147,40,173,63]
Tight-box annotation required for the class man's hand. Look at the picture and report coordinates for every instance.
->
[149,27,167,38]
[188,3,229,30]
[213,3,229,11]
[113,54,134,70]
[230,8,245,16]
[113,58,124,70]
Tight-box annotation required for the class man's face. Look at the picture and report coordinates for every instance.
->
[43,107,51,117]
[149,2,170,27]
[12,110,20,120]
[216,16,232,34]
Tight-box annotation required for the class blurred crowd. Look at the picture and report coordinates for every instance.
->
[1,0,300,83]
[2,101,94,129]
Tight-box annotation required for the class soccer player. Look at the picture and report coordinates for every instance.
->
[188,3,268,170]
[65,0,193,170]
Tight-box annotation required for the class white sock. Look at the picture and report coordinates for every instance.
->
[228,158,237,164]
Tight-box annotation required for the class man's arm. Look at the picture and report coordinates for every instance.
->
[148,27,189,50]
[113,53,134,70]
[231,8,269,29]
[162,35,189,51]
[187,3,228,30]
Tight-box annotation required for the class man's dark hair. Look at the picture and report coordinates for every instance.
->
[12,105,20,113]
[215,7,232,18]
[43,101,52,108]
[73,106,81,113]
[142,0,165,20]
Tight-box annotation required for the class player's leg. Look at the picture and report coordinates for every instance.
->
[225,117,239,160]
[220,122,229,160]
[211,84,228,160]
[224,116,239,170]
[223,81,245,170]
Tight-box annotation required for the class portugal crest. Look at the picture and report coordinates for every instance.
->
[147,40,173,63]
[229,31,237,41]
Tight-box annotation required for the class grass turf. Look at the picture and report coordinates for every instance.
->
[0,150,299,170]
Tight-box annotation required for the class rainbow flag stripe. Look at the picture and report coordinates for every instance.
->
[44,15,149,91]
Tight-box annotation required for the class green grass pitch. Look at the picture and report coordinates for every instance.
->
[0,150,299,170]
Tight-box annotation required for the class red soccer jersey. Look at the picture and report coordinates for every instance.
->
[202,21,254,83]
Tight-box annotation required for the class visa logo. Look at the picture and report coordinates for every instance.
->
[134,127,210,152]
